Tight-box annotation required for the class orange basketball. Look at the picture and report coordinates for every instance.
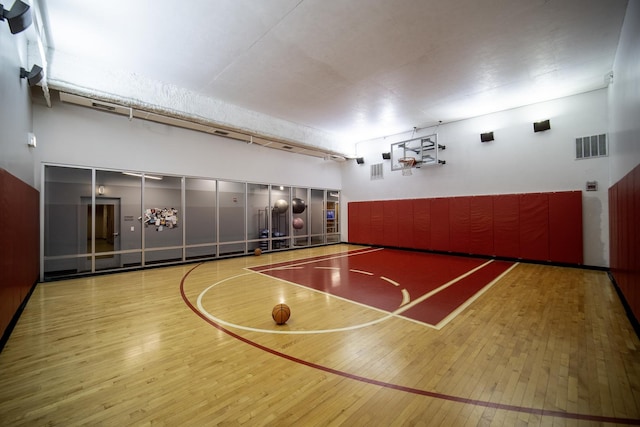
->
[272,304,291,325]
[254,248,262,256]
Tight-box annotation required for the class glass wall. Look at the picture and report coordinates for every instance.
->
[185,177,217,260]
[309,189,324,245]
[326,190,340,243]
[95,170,142,271]
[42,164,340,280]
[291,187,309,248]
[218,180,246,256]
[270,185,291,251]
[43,166,93,277]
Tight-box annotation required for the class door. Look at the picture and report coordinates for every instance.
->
[81,197,121,271]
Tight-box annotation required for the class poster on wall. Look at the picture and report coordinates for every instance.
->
[143,208,178,231]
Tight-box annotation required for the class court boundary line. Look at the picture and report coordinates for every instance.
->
[180,261,640,425]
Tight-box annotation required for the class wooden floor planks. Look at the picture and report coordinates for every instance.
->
[1,244,639,426]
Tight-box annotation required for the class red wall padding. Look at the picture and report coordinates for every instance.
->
[431,198,451,252]
[493,194,520,258]
[413,198,431,250]
[549,191,583,264]
[519,193,550,261]
[610,164,640,323]
[383,200,399,247]
[348,190,583,265]
[469,196,494,255]
[449,197,470,254]
[0,169,39,340]
[396,199,414,248]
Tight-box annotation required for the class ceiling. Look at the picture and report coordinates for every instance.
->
[25,0,628,156]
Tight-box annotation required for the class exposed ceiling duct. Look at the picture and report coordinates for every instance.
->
[57,91,350,161]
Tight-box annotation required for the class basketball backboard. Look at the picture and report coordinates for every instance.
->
[391,134,445,171]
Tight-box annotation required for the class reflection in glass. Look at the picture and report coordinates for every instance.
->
[185,178,217,259]
[219,180,246,255]
[292,187,309,247]
[42,165,339,279]
[270,185,291,251]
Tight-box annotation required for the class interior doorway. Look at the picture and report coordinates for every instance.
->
[81,197,121,270]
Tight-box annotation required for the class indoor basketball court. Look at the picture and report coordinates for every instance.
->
[2,1,639,425]
[173,244,640,425]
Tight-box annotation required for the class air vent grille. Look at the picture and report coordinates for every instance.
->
[92,102,115,111]
[576,134,607,159]
[371,163,383,180]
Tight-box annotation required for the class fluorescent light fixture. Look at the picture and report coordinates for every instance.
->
[122,172,163,180]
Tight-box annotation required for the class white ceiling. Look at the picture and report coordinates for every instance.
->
[26,0,628,154]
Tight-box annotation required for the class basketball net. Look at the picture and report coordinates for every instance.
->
[400,158,415,176]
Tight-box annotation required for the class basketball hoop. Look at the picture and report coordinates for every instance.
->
[399,157,416,176]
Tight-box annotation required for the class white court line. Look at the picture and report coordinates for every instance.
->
[393,259,495,316]
[197,271,393,334]
[401,289,411,306]
[197,250,514,334]
[431,262,520,330]
[381,276,400,287]
[350,269,374,276]
[254,247,384,272]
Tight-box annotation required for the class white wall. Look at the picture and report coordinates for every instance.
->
[341,90,611,267]
[0,26,36,185]
[609,0,640,184]
[32,98,343,191]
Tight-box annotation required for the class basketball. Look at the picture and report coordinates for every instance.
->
[254,248,262,256]
[272,304,291,325]
[292,217,304,229]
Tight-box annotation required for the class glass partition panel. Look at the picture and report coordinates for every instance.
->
[143,175,183,266]
[185,177,217,259]
[44,166,92,277]
[145,248,183,265]
[310,188,324,245]
[95,170,142,271]
[218,180,246,254]
[327,190,340,243]
[270,185,291,250]
[248,183,270,252]
[219,242,246,256]
[43,164,340,278]
[291,187,309,247]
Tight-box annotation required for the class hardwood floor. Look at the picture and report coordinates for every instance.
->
[1,244,638,426]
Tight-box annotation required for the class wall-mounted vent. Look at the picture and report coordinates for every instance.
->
[91,102,116,111]
[213,130,229,136]
[576,134,607,159]
[371,163,383,180]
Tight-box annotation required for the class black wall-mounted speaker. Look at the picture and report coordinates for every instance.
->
[480,132,494,142]
[533,119,551,133]
[355,157,364,164]
[382,152,391,160]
